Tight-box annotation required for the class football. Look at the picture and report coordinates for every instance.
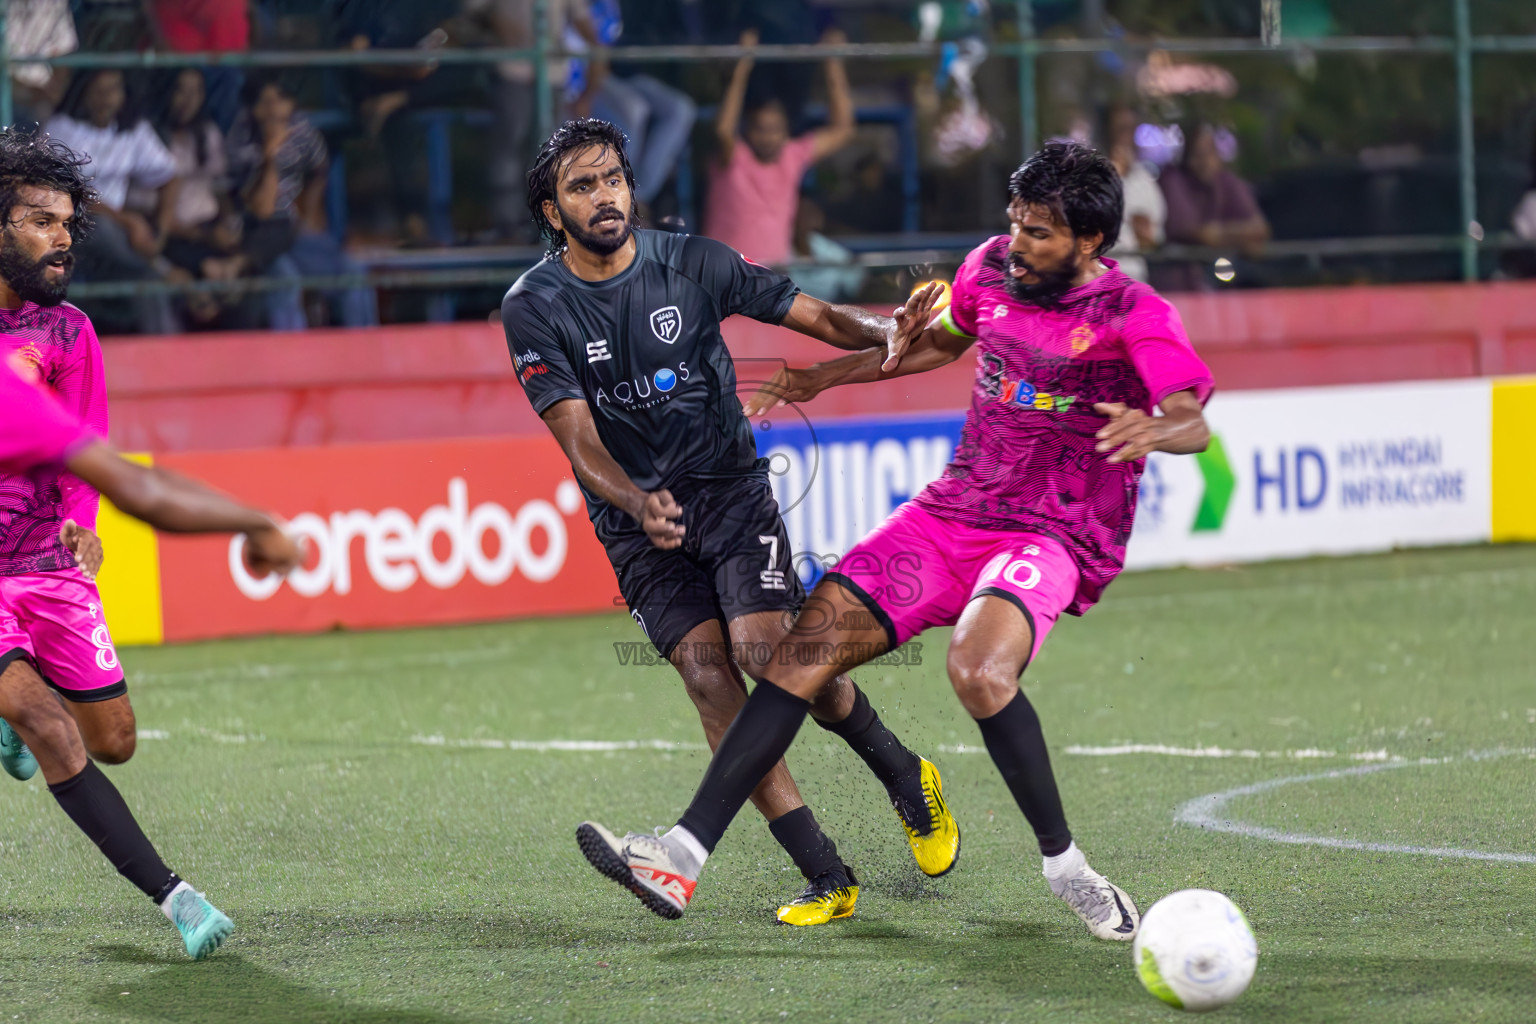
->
[1133,889,1258,1012]
[909,278,953,315]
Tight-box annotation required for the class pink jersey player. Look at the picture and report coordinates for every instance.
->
[0,128,304,962]
[0,303,122,703]
[1,301,108,569]
[828,237,1215,658]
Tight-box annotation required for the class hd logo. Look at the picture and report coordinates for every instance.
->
[650,306,681,344]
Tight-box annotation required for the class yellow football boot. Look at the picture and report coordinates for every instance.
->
[895,757,961,877]
[775,867,859,926]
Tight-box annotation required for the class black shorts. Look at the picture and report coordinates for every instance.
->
[605,473,805,659]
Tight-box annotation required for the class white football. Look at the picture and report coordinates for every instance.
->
[1132,889,1257,1012]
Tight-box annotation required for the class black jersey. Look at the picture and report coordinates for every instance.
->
[502,229,801,540]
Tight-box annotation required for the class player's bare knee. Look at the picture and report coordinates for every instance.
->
[947,650,1019,718]
[86,725,136,764]
[674,661,745,715]
[8,700,78,761]
[807,673,857,722]
[732,643,775,685]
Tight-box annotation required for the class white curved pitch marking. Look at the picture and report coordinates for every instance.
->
[1175,748,1536,865]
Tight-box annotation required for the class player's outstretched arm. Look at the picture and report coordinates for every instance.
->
[540,399,686,550]
[63,441,300,574]
[779,282,943,365]
[1093,390,1210,464]
[742,323,975,416]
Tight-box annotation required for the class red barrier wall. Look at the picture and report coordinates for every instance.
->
[104,280,1536,452]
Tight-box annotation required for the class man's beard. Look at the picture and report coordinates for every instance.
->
[1004,250,1081,309]
[0,241,74,306]
[561,201,634,256]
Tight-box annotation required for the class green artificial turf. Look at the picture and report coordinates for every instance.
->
[0,544,1531,1022]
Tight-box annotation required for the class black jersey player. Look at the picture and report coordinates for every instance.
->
[501,119,957,924]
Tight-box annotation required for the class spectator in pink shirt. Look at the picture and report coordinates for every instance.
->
[703,27,856,266]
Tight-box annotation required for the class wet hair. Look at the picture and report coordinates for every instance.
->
[0,127,96,243]
[525,118,637,256]
[1007,141,1122,256]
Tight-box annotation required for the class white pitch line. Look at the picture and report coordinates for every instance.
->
[1175,748,1536,865]
[409,734,706,753]
[134,728,262,743]
[1063,744,1394,761]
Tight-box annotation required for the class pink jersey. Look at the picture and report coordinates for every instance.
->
[914,237,1214,614]
[0,303,108,575]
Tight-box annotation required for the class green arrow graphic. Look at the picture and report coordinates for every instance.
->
[1191,432,1235,533]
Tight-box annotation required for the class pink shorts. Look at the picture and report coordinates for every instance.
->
[0,570,125,701]
[825,502,1081,665]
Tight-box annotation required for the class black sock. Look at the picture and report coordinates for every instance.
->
[677,681,811,854]
[974,690,1072,856]
[815,685,922,789]
[48,762,177,901]
[767,806,842,880]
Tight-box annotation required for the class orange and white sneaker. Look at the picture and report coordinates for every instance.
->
[576,821,701,920]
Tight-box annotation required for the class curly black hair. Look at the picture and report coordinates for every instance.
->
[0,127,97,243]
[525,118,637,256]
[1007,141,1122,256]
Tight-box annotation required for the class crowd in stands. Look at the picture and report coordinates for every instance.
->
[4,0,1530,334]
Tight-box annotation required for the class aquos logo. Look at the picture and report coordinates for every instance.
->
[595,361,690,407]
[229,477,586,600]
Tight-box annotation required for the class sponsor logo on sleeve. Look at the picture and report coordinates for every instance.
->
[516,352,548,384]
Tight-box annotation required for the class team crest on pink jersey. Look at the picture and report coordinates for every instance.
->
[3,347,40,382]
[1069,323,1095,356]
[11,342,43,371]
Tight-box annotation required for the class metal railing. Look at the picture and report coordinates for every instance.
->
[0,0,1527,315]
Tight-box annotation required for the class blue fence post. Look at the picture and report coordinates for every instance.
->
[424,112,454,245]
[897,108,920,233]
